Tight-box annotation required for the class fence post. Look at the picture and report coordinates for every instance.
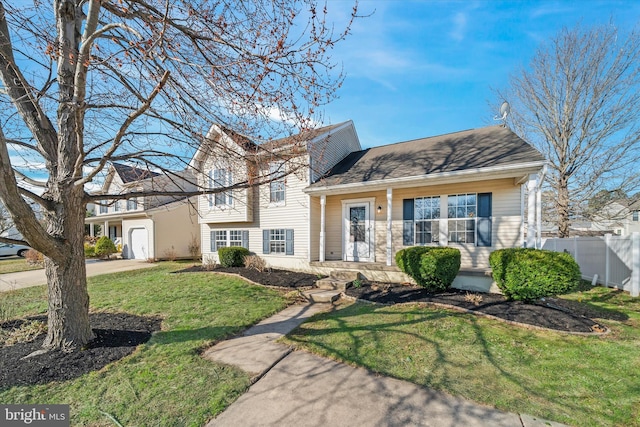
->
[605,234,611,287]
[632,232,639,297]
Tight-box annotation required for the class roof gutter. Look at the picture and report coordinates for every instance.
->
[303,160,546,196]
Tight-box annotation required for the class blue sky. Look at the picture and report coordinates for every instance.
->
[324,0,640,148]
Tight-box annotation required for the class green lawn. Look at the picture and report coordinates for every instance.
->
[0,257,43,274]
[0,262,290,426]
[284,286,640,427]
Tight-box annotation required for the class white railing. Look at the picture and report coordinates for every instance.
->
[541,232,640,297]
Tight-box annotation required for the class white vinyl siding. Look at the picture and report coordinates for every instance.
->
[210,169,233,207]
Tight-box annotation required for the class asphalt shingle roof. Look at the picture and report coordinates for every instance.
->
[113,163,161,183]
[309,125,545,188]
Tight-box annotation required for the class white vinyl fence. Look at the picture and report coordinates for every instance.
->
[541,232,640,297]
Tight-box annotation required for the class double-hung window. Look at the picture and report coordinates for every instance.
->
[447,194,476,244]
[262,229,294,255]
[127,198,138,211]
[210,230,249,251]
[209,168,233,207]
[633,210,639,222]
[113,200,120,212]
[269,162,285,204]
[415,196,440,244]
[99,203,108,214]
[403,193,491,247]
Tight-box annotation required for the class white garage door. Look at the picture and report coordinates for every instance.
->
[129,228,148,260]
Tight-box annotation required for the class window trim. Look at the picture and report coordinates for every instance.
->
[403,193,491,247]
[210,229,249,251]
[209,168,233,208]
[126,198,138,211]
[414,196,440,245]
[268,162,286,206]
[262,228,294,255]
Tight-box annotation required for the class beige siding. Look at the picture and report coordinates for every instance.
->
[324,191,387,261]
[309,123,361,182]
[319,178,522,268]
[197,153,253,224]
[201,165,311,270]
[309,196,321,261]
[152,202,200,259]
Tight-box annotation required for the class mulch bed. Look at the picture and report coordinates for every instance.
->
[346,283,611,334]
[175,265,322,288]
[0,312,161,389]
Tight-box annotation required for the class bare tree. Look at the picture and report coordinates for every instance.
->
[0,0,357,352]
[497,23,640,237]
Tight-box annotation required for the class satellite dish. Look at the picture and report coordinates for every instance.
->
[494,101,510,126]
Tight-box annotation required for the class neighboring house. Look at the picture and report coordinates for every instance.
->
[85,163,200,260]
[193,122,546,286]
[589,199,640,236]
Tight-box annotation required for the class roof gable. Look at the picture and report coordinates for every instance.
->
[310,126,545,188]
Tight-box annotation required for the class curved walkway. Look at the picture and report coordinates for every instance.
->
[0,259,156,292]
[204,302,567,427]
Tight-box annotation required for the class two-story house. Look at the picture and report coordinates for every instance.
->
[192,121,546,289]
[85,163,200,260]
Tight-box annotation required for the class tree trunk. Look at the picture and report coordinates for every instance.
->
[41,181,94,351]
[557,175,571,238]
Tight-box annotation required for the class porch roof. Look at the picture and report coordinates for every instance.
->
[305,125,545,195]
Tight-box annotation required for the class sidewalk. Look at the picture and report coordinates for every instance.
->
[204,302,567,427]
[0,259,157,292]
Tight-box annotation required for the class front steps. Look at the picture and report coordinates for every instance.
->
[315,270,362,291]
[303,270,364,303]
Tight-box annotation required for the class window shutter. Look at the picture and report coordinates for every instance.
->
[403,199,414,246]
[477,193,492,247]
[262,229,270,254]
[242,230,249,249]
[285,229,294,255]
[210,231,216,252]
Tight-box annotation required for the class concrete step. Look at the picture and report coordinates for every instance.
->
[329,270,362,281]
[301,289,340,303]
[316,278,352,291]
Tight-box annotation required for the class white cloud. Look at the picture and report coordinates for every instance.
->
[450,12,468,42]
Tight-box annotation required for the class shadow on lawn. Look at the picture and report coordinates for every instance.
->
[286,302,597,426]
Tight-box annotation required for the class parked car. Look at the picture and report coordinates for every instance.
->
[0,243,31,257]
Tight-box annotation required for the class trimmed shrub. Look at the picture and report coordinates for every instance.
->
[94,236,117,259]
[84,243,95,258]
[395,246,461,292]
[218,246,250,268]
[489,248,581,301]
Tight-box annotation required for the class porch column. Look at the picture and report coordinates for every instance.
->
[319,195,326,262]
[536,178,542,249]
[103,220,109,238]
[89,223,95,237]
[526,174,537,248]
[386,188,392,266]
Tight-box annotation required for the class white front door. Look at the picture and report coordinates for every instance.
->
[343,202,373,262]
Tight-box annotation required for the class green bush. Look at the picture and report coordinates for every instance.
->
[217,246,250,268]
[84,243,95,258]
[94,236,117,259]
[395,246,461,292]
[489,248,581,301]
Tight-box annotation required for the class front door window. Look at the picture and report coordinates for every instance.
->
[344,202,372,261]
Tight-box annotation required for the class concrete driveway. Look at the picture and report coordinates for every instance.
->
[0,259,157,292]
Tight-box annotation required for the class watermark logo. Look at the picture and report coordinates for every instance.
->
[1,405,69,426]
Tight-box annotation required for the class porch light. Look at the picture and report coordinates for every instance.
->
[377,205,382,214]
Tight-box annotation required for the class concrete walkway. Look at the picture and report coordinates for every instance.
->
[205,302,567,427]
[0,259,157,292]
